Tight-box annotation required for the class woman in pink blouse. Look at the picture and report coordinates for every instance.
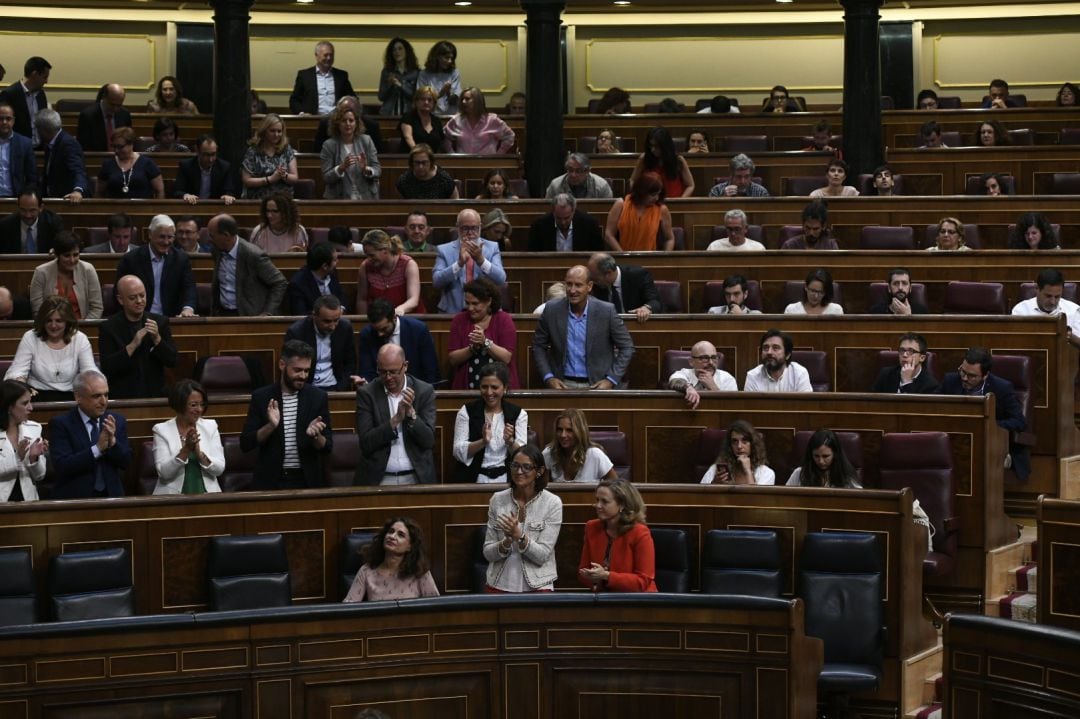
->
[343,517,439,602]
[443,87,516,154]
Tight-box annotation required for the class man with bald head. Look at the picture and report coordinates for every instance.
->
[432,208,506,313]
[354,343,437,486]
[76,83,131,152]
[533,264,634,389]
[207,213,287,316]
[98,274,177,399]
[668,340,738,409]
[116,214,197,317]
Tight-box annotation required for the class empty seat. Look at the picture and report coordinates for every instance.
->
[137,439,157,495]
[1050,173,1080,195]
[590,430,630,482]
[292,179,317,200]
[782,280,843,310]
[218,435,257,492]
[943,281,1007,315]
[206,534,291,611]
[701,529,781,597]
[775,225,803,247]
[1007,128,1034,146]
[868,282,928,311]
[923,223,981,249]
[936,95,963,109]
[701,279,763,312]
[339,531,377,598]
[991,355,1036,448]
[100,283,119,316]
[47,546,135,621]
[0,549,37,626]
[791,350,830,391]
[507,178,530,199]
[1060,128,1080,145]
[654,280,683,313]
[859,225,914,250]
[710,224,765,244]
[325,431,360,487]
[195,282,213,316]
[197,356,254,395]
[878,432,959,577]
[784,176,826,196]
[692,428,728,481]
[649,527,690,593]
[719,135,767,153]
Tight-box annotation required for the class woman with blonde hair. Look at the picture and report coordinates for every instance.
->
[249,192,308,253]
[543,409,618,483]
[443,86,515,154]
[928,217,970,252]
[357,229,424,315]
[321,104,381,200]
[241,113,298,199]
[578,478,657,592]
[398,85,445,152]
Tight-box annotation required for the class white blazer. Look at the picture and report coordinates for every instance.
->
[0,421,47,502]
[152,417,225,494]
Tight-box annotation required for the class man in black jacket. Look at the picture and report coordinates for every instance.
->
[116,214,197,317]
[0,187,63,254]
[869,268,930,315]
[98,275,178,399]
[286,242,345,316]
[587,252,661,323]
[871,333,940,394]
[76,83,132,152]
[0,56,50,145]
[284,295,360,391]
[289,41,354,115]
[173,135,239,205]
[527,193,604,252]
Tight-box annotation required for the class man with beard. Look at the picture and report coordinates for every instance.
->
[869,268,929,315]
[779,200,838,250]
[743,329,813,392]
[707,275,761,315]
[668,340,738,409]
[240,339,333,490]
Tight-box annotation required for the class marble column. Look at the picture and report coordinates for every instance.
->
[520,0,566,199]
[839,0,885,176]
[209,0,254,173]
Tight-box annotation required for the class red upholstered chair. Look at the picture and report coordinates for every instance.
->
[659,349,727,388]
[324,431,360,488]
[663,226,686,251]
[789,430,865,485]
[923,223,982,249]
[868,282,928,311]
[877,350,942,384]
[693,428,728,482]
[878,431,959,577]
[856,174,905,196]
[138,440,157,495]
[590,431,630,482]
[654,281,683,313]
[498,284,517,313]
[943,281,1007,315]
[1059,128,1080,145]
[782,281,843,310]
[1050,173,1080,195]
[133,136,155,152]
[719,135,768,153]
[195,283,213,316]
[711,224,765,244]
[100,283,119,317]
[701,280,763,312]
[219,435,258,492]
[83,227,109,249]
[965,174,1016,195]
[791,350,830,391]
[507,178,530,198]
[1007,128,1034,146]
[776,225,803,246]
[198,356,254,395]
[880,95,894,110]
[859,225,914,250]
[1017,282,1078,303]
[936,96,963,108]
[783,176,826,196]
[990,355,1036,448]
[293,179,316,199]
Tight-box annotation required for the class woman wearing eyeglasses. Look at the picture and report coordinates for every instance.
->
[927,217,970,252]
[452,362,526,484]
[482,443,563,593]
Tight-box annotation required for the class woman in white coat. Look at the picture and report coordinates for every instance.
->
[152,380,225,495]
[0,380,48,502]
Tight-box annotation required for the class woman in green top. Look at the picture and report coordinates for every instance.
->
[152,380,225,495]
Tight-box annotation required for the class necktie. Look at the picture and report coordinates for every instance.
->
[612,286,624,313]
[105,114,114,145]
[465,256,475,283]
[25,225,36,254]
[89,418,105,492]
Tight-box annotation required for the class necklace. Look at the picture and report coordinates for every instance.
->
[120,166,133,194]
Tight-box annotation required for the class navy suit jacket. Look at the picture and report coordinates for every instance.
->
[76,103,133,152]
[0,208,63,254]
[116,245,196,317]
[357,315,440,386]
[938,372,1026,433]
[289,67,355,115]
[284,315,358,391]
[2,131,37,197]
[48,409,132,498]
[0,82,46,143]
[172,157,239,200]
[286,267,346,316]
[42,130,89,198]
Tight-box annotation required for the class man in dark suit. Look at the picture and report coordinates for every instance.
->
[533,265,635,389]
[173,134,239,205]
[871,332,940,394]
[527,193,604,252]
[587,252,661,323]
[84,212,134,254]
[36,108,87,201]
[289,41,355,115]
[284,295,360,391]
[240,339,333,490]
[939,347,1029,480]
[287,242,345,315]
[48,369,132,498]
[116,214,197,317]
[0,101,37,197]
[869,268,930,315]
[98,275,178,399]
[357,298,440,386]
[0,56,50,145]
[76,83,132,152]
[207,213,287,316]
[0,187,63,254]
[354,343,436,486]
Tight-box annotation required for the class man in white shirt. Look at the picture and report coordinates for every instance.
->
[668,340,738,409]
[289,41,355,116]
[705,209,765,252]
[1011,268,1080,347]
[743,330,813,392]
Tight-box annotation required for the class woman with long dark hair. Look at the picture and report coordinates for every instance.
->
[0,380,47,502]
[378,37,420,116]
[452,362,526,484]
[700,419,775,485]
[629,126,694,198]
[786,429,861,487]
[343,516,439,602]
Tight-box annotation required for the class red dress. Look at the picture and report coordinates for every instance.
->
[578,520,657,592]
[363,253,425,314]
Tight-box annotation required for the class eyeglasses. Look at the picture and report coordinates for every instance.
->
[897,348,923,356]
[457,225,481,236]
[376,366,405,377]
[691,354,719,362]
[509,463,536,473]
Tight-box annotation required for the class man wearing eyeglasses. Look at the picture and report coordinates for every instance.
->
[354,343,436,486]
[871,333,939,394]
[938,347,1029,480]
[432,208,506,313]
[668,341,737,409]
[705,209,765,251]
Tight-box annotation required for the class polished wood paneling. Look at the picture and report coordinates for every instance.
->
[1037,497,1080,632]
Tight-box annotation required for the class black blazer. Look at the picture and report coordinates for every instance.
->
[115,245,197,317]
[97,311,178,399]
[284,315,358,391]
[0,82,47,143]
[869,299,930,315]
[75,103,133,152]
[286,267,346,316]
[591,264,662,313]
[42,131,89,197]
[239,383,333,490]
[871,365,940,394]
[527,210,604,252]
[0,208,63,254]
[313,115,382,153]
[172,157,240,200]
[289,67,355,115]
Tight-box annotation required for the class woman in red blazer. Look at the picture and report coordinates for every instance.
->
[578,478,657,592]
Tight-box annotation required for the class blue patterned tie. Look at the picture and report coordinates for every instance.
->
[25,225,36,254]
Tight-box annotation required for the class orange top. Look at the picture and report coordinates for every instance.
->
[615,195,662,252]
[55,280,81,320]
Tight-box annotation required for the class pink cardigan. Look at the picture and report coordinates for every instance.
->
[443,113,515,154]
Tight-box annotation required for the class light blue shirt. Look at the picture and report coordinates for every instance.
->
[150,251,166,315]
[563,300,589,379]
[0,137,11,197]
[218,241,239,310]
[313,329,334,388]
[315,68,336,115]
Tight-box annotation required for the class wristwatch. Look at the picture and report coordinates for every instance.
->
[484,339,493,350]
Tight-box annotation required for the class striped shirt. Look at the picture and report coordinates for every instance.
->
[281,392,300,468]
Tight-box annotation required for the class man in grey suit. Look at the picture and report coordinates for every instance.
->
[533,265,635,389]
[354,344,437,486]
[207,213,287,316]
